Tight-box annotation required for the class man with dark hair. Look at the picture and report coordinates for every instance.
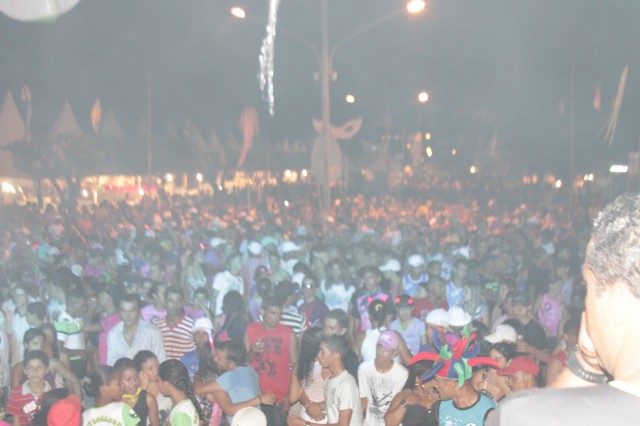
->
[25,302,47,329]
[288,335,363,426]
[154,286,195,360]
[351,266,395,336]
[275,281,307,335]
[107,294,166,365]
[510,292,549,363]
[490,193,640,425]
[245,297,298,426]
[194,340,273,425]
[323,309,359,378]
[55,290,87,378]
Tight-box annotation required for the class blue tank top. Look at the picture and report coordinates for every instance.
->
[438,392,496,426]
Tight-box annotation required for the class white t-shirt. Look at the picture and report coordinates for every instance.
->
[358,360,408,426]
[212,271,244,316]
[325,370,363,426]
[168,399,199,426]
[83,401,140,426]
[321,282,355,313]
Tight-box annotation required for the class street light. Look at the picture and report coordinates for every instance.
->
[230,6,246,19]
[232,2,425,219]
[345,94,356,104]
[319,0,425,216]
[418,91,429,103]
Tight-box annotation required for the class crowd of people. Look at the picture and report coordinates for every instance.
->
[0,181,626,425]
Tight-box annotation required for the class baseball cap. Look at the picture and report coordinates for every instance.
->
[279,241,301,255]
[48,394,82,426]
[497,356,540,377]
[247,241,263,256]
[511,292,531,307]
[426,308,450,327]
[394,294,415,307]
[379,259,401,273]
[448,307,472,327]
[377,330,400,352]
[484,324,518,344]
[193,317,214,333]
[210,237,226,248]
[407,254,425,268]
[231,407,267,426]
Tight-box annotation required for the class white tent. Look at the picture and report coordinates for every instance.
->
[49,100,82,139]
[0,91,27,177]
[101,108,124,139]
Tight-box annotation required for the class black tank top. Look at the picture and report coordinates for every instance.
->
[133,389,150,426]
[403,403,438,426]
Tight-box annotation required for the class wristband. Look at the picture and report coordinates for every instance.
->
[566,349,608,384]
[400,398,409,408]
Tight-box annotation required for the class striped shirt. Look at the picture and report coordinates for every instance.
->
[7,381,51,426]
[155,315,196,360]
[280,309,307,335]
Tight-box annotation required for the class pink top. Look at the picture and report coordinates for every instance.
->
[140,304,167,323]
[99,313,121,365]
[537,294,562,337]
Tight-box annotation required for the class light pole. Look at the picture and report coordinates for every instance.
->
[231,0,425,217]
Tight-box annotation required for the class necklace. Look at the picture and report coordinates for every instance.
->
[123,387,142,400]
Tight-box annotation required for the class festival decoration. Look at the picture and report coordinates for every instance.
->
[0,0,82,22]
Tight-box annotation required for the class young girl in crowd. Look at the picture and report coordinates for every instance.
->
[158,360,205,426]
[82,365,141,425]
[115,357,159,426]
[134,351,172,426]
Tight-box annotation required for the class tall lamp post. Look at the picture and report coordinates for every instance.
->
[232,0,426,217]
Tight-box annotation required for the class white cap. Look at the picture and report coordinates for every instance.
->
[71,264,83,277]
[145,229,156,238]
[448,306,472,327]
[379,259,401,273]
[407,254,425,268]
[425,308,450,327]
[231,407,266,426]
[247,241,263,256]
[192,317,214,333]
[484,324,517,344]
[47,246,60,256]
[210,237,226,248]
[279,240,301,255]
[292,272,305,287]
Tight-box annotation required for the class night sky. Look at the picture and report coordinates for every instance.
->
[1,0,640,175]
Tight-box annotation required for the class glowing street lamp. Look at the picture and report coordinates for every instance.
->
[230,6,246,19]
[407,0,426,14]
[345,94,356,103]
[418,91,429,103]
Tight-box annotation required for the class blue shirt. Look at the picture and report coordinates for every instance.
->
[438,392,495,426]
[181,350,199,379]
[217,365,261,423]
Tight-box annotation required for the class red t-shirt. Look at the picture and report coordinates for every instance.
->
[7,382,50,426]
[245,322,292,403]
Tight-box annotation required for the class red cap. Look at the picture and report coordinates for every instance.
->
[497,356,540,377]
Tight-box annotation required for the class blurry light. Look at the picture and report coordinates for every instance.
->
[196,173,203,182]
[418,91,429,103]
[610,164,628,173]
[407,0,426,14]
[284,200,290,207]
[81,189,89,198]
[451,149,457,156]
[334,198,341,206]
[1,182,16,194]
[469,165,477,174]
[284,169,292,178]
[345,94,356,103]
[406,143,412,150]
[230,7,246,19]
[138,187,144,196]
[425,132,431,140]
[425,146,433,157]
[301,169,308,177]
[583,173,594,182]
[166,173,174,183]
[404,165,413,175]
[218,185,223,191]
[555,179,562,189]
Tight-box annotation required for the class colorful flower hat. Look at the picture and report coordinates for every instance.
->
[410,327,499,388]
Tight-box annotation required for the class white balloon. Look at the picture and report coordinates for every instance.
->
[0,0,82,22]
